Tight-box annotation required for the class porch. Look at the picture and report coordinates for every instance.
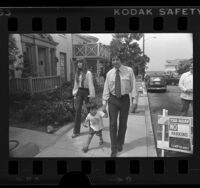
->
[73,43,110,60]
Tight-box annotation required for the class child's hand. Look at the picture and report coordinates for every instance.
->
[83,124,88,128]
[83,123,88,128]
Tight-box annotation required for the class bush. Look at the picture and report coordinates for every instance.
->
[12,85,74,126]
[10,81,75,127]
[9,91,31,102]
[15,99,74,126]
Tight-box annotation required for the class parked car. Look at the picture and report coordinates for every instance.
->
[146,75,167,92]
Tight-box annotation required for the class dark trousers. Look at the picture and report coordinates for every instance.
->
[181,98,193,116]
[108,94,130,153]
[73,88,89,134]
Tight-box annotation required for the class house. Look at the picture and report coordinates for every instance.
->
[12,34,59,78]
[10,33,110,94]
[72,34,110,82]
[50,34,73,82]
[164,59,186,76]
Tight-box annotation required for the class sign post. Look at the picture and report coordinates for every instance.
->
[161,109,168,157]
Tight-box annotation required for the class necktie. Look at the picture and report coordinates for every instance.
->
[115,68,121,98]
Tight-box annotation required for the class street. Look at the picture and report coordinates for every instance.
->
[148,85,193,157]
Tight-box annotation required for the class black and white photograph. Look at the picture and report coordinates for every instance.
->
[9,33,193,157]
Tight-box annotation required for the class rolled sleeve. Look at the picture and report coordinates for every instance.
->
[72,79,78,96]
[87,71,95,98]
[130,68,138,104]
[178,74,187,92]
[102,73,110,106]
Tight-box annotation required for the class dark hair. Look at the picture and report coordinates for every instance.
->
[86,102,98,111]
[75,58,88,84]
[111,54,121,61]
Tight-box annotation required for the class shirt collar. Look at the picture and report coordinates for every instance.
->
[115,65,123,72]
[187,71,193,76]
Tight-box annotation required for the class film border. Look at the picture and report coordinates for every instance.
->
[0,6,200,185]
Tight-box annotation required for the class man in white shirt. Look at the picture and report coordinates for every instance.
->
[178,63,193,116]
[102,55,138,157]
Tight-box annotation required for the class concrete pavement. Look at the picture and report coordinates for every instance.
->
[9,127,58,157]
[36,82,157,157]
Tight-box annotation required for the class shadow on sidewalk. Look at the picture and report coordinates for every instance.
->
[120,137,148,154]
[87,141,111,151]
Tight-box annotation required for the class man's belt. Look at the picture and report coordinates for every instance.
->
[110,93,129,98]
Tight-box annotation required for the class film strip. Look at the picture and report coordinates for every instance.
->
[0,6,200,185]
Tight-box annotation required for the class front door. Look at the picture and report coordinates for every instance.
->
[38,47,46,76]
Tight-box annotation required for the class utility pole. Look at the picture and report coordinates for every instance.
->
[143,34,145,56]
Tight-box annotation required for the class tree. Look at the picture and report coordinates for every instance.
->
[9,34,23,79]
[9,35,18,79]
[177,58,193,75]
[109,33,150,77]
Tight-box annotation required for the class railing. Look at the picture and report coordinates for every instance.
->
[73,43,110,60]
[9,76,61,95]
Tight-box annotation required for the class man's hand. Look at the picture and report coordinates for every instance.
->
[103,109,108,118]
[130,103,138,113]
[102,104,107,113]
[186,89,193,93]
[89,97,94,103]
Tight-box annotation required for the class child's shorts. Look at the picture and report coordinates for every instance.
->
[89,127,102,136]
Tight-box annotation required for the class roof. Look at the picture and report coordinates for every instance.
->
[24,34,58,45]
[82,35,99,42]
[166,59,187,66]
[179,58,193,64]
[75,34,98,43]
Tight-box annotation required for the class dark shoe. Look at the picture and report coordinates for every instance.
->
[72,133,80,138]
[99,140,104,145]
[110,152,117,157]
[82,147,89,153]
[117,145,123,152]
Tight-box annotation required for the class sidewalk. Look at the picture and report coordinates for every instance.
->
[9,127,58,157]
[36,82,157,157]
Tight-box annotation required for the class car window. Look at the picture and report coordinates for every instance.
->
[150,77,165,81]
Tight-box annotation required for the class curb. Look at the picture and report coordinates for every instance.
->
[54,122,74,137]
[142,82,157,157]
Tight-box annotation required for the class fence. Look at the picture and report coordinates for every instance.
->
[9,76,61,95]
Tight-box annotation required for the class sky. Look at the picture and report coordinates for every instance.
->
[88,33,193,71]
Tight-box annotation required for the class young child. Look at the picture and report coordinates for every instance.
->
[82,102,108,153]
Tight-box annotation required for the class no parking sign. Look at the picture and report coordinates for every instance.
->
[157,115,193,154]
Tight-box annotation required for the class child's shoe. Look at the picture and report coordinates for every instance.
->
[82,147,89,153]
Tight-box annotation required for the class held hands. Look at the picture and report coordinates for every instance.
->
[101,104,108,118]
[102,104,107,113]
[89,97,94,103]
[103,109,108,118]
